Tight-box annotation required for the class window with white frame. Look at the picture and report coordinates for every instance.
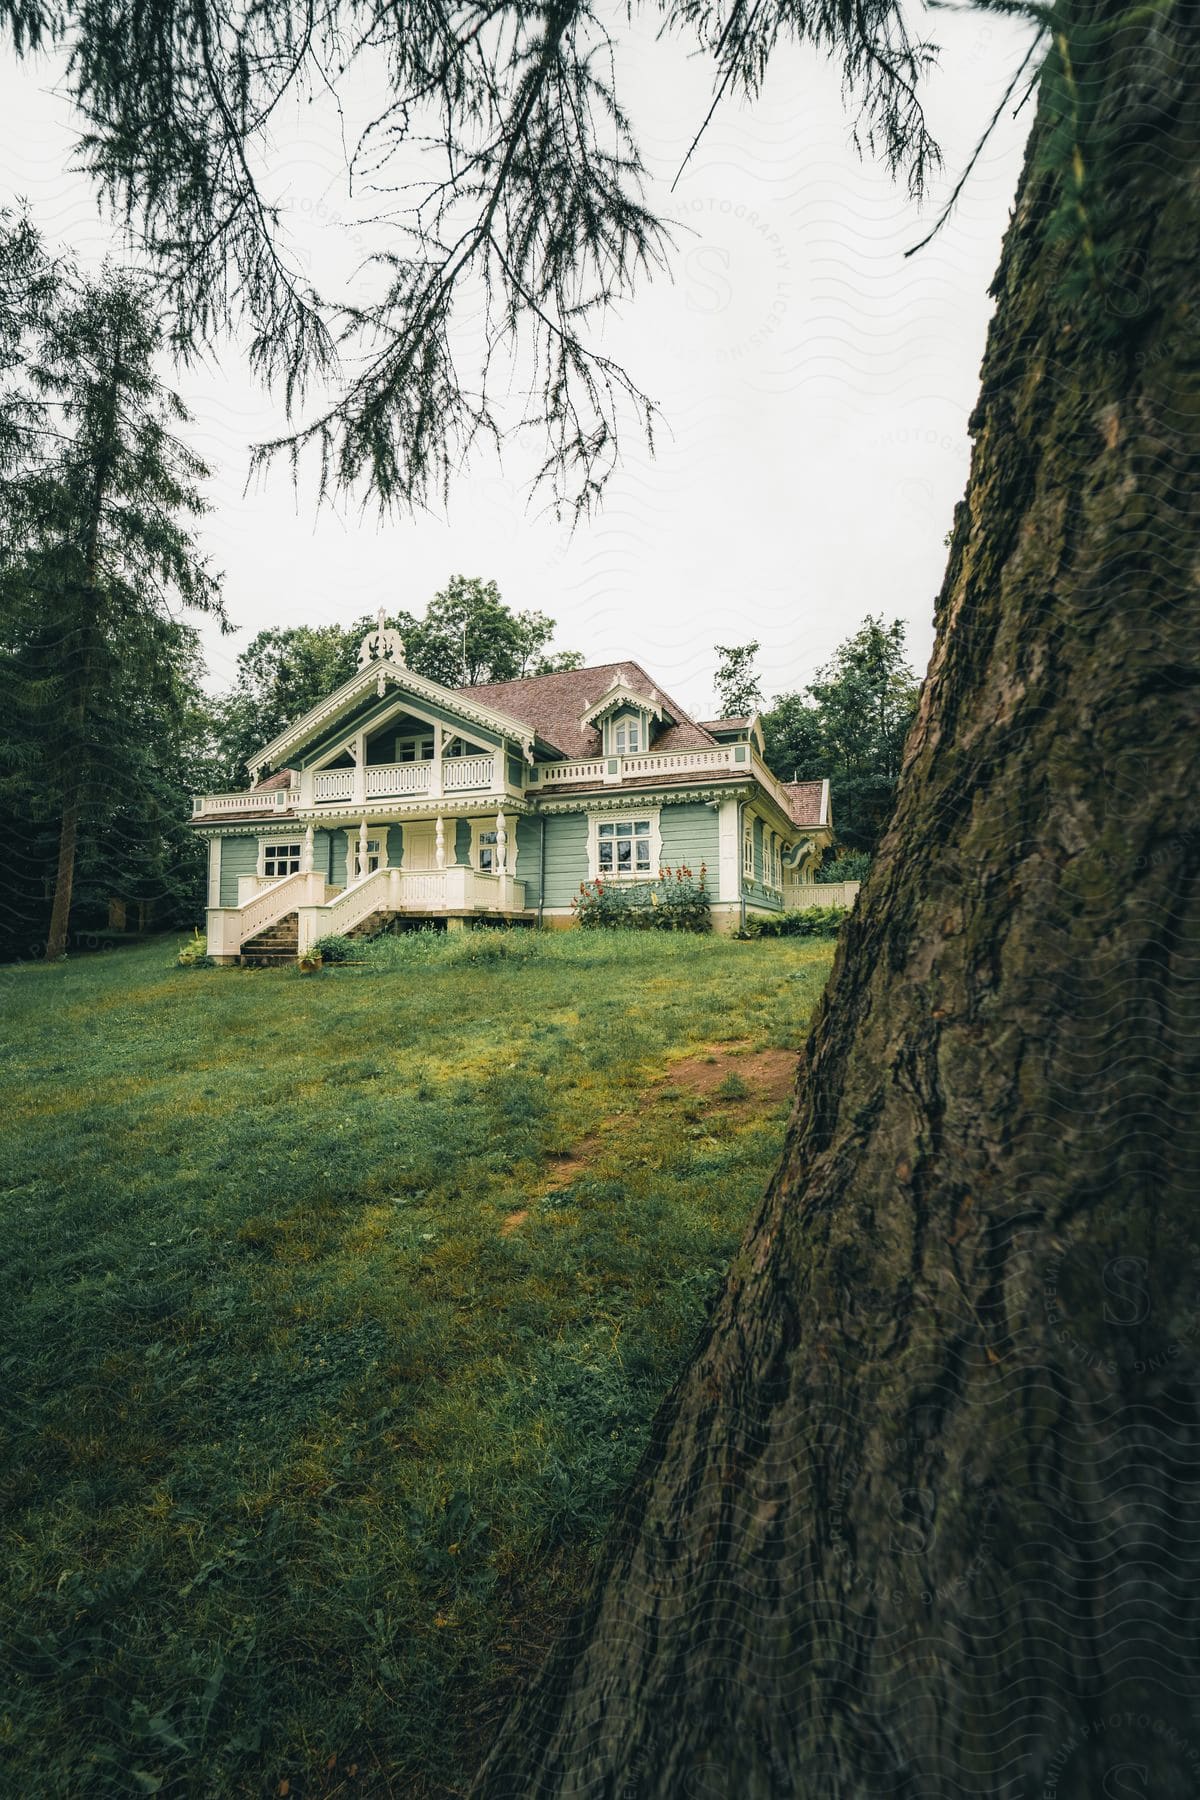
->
[612,716,641,755]
[263,841,302,878]
[743,820,754,879]
[396,733,435,762]
[597,817,652,877]
[477,829,498,872]
[344,830,388,875]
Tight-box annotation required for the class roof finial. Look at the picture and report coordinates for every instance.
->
[358,607,406,671]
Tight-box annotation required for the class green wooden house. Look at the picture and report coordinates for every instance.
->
[191,614,842,963]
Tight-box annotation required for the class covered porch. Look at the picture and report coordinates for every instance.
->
[205,806,529,964]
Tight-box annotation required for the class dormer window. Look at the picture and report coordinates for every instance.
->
[580,681,667,752]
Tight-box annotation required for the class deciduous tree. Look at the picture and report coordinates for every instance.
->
[713,640,763,719]
[762,615,920,850]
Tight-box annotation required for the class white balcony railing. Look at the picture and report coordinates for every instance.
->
[365,762,432,798]
[537,747,736,788]
[443,754,495,791]
[532,744,823,834]
[313,769,354,801]
[537,758,607,785]
[193,788,293,815]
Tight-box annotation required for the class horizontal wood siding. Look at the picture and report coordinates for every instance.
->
[218,836,258,906]
[659,800,719,875]
[455,819,473,867]
[312,829,334,884]
[542,812,589,907]
[743,879,784,913]
[387,828,403,869]
[329,830,347,887]
[515,816,542,906]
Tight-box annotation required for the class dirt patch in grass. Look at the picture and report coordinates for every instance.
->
[499,1208,529,1236]
[660,1044,799,1104]
[542,1138,603,1190]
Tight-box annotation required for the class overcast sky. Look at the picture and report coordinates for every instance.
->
[1,9,1038,719]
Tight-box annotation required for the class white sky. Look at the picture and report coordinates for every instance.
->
[0,8,1038,718]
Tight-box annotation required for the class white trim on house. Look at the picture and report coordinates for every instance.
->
[343,824,390,880]
[469,818,500,872]
[249,659,537,775]
[586,806,662,881]
[578,681,666,733]
[258,836,305,879]
[717,797,740,903]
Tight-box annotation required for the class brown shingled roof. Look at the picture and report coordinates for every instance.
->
[461,662,717,760]
[781,780,826,827]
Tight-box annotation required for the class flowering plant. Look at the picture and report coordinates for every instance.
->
[572,864,710,932]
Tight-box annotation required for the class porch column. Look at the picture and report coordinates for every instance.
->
[206,837,221,909]
[435,814,446,871]
[430,725,444,800]
[358,817,369,879]
[352,731,366,806]
[302,823,315,873]
[495,808,508,876]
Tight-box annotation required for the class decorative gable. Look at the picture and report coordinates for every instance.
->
[578,680,665,734]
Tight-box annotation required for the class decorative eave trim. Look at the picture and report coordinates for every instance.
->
[293,797,536,826]
[537,782,754,815]
[578,681,667,730]
[191,820,298,837]
[249,662,538,774]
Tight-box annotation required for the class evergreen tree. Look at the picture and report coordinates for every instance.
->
[0,231,224,957]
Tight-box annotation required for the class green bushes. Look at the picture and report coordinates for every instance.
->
[572,865,711,932]
[175,928,212,968]
[739,905,849,939]
[817,849,870,883]
[311,932,359,963]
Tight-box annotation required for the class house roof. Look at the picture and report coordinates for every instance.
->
[699,716,751,731]
[781,780,827,827]
[248,658,541,774]
[462,662,716,760]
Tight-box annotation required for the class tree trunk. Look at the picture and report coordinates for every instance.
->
[44,761,82,960]
[43,607,98,961]
[474,8,1200,1796]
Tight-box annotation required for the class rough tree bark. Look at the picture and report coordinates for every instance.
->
[474,5,1200,1795]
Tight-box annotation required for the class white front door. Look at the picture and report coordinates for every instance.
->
[403,823,436,870]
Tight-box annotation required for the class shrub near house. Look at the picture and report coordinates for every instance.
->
[574,865,710,931]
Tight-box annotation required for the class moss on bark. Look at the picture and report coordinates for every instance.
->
[473,3,1200,1794]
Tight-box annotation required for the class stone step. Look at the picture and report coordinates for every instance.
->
[241,912,299,965]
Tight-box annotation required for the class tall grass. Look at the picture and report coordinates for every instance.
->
[0,930,833,1796]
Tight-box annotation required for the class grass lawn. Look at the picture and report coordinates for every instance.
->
[0,927,834,1797]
